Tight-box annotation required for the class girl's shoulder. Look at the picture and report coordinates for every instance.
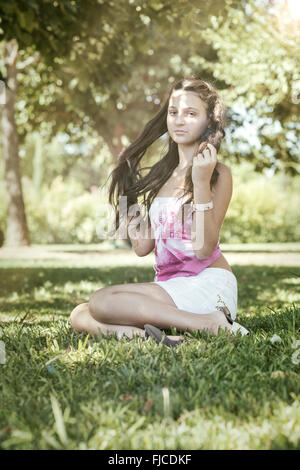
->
[211,161,232,196]
[216,161,231,174]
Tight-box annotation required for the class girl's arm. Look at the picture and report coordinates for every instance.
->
[192,163,232,258]
[127,213,155,257]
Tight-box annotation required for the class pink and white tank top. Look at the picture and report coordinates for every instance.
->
[149,196,222,281]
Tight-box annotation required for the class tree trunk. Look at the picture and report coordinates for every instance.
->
[33,132,43,192]
[113,122,124,161]
[1,39,30,246]
[98,116,125,163]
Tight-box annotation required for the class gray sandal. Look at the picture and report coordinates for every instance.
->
[144,324,185,348]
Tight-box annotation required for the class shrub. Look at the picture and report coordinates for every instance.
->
[221,171,300,243]
[23,176,106,244]
[0,166,299,244]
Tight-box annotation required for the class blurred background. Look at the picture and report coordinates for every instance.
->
[0,0,299,248]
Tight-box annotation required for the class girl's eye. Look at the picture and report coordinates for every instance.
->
[168,111,196,116]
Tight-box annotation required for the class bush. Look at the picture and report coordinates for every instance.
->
[22,176,107,244]
[221,169,300,243]
[0,165,299,244]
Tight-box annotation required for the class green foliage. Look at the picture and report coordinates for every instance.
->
[19,131,113,189]
[1,0,298,171]
[221,164,300,243]
[0,176,100,244]
[0,160,299,244]
[188,0,300,174]
[0,0,90,60]
[1,0,299,245]
[2,0,223,149]
[23,176,105,244]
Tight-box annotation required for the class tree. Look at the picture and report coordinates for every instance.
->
[2,0,298,247]
[0,0,228,245]
[1,40,31,245]
[0,0,97,245]
[187,0,300,174]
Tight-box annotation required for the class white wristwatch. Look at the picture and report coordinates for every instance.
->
[191,200,214,212]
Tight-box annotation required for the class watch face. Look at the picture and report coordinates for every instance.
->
[191,201,213,212]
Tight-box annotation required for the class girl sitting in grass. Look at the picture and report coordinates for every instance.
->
[70,75,250,347]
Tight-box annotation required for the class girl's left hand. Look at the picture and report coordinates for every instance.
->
[192,143,217,185]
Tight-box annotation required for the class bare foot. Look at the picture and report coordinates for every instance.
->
[209,310,232,335]
[166,335,185,341]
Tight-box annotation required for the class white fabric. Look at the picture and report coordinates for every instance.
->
[231,322,250,336]
[153,267,238,320]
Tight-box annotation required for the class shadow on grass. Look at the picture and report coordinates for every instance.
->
[1,306,300,435]
[1,304,299,338]
[0,295,299,449]
[0,265,299,330]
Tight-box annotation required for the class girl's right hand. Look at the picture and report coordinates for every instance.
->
[127,214,142,235]
[127,214,140,229]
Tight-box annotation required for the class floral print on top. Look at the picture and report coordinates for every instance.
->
[149,196,222,281]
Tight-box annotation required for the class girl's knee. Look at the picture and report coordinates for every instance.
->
[88,291,109,322]
[69,303,89,330]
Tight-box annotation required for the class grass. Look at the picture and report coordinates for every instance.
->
[0,245,299,450]
[3,241,300,252]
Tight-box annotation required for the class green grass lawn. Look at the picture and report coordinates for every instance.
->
[0,245,299,450]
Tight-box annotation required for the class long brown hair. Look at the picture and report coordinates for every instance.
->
[106,75,226,235]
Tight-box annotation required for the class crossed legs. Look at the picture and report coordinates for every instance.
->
[69,302,146,339]
[69,282,232,339]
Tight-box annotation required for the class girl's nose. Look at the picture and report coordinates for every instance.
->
[175,113,185,124]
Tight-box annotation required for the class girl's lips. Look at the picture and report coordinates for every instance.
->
[174,130,187,134]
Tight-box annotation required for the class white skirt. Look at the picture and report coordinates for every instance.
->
[152,267,238,320]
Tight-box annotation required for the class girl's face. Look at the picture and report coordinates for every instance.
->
[167,90,209,145]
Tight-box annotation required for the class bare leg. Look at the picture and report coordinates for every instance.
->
[69,303,145,339]
[89,291,231,335]
[69,303,185,340]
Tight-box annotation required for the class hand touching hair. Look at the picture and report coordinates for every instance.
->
[105,75,226,236]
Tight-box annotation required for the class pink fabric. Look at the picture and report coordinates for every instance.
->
[149,196,222,282]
